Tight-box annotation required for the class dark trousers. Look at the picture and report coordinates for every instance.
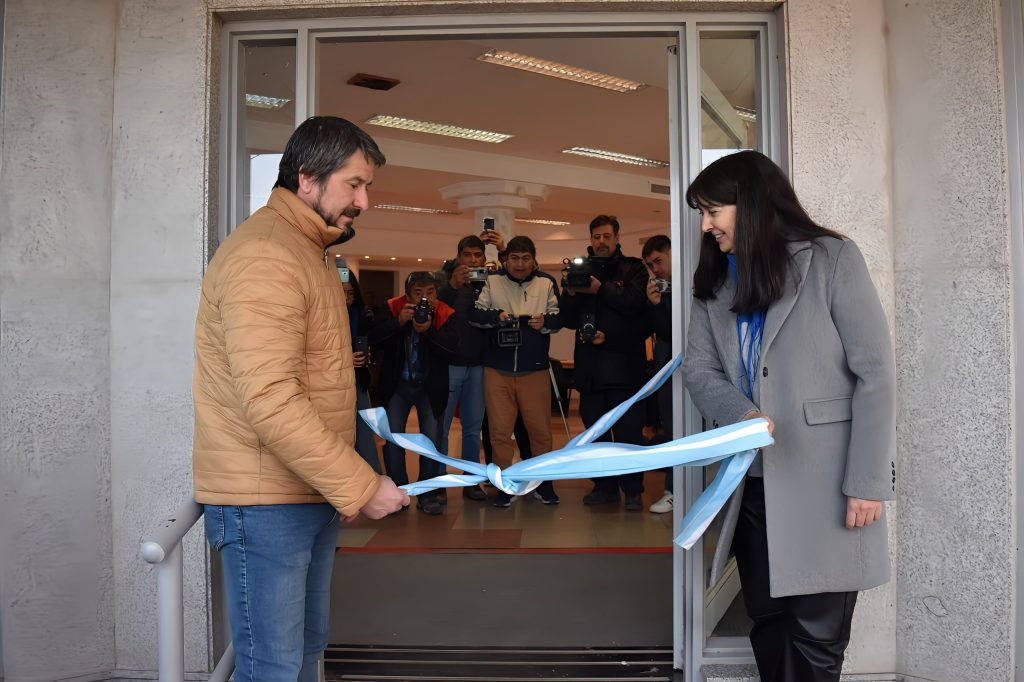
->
[579,387,645,495]
[732,477,857,682]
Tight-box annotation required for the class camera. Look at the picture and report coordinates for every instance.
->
[467,267,489,283]
[563,256,594,289]
[496,318,522,349]
[482,217,495,232]
[413,297,433,325]
[653,278,671,293]
[578,312,597,344]
[334,255,350,284]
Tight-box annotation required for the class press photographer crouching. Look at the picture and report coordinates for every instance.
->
[559,215,652,511]
[470,236,562,508]
[368,271,460,515]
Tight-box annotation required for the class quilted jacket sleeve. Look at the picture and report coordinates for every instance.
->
[218,239,380,517]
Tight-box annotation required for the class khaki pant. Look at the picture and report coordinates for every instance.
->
[482,368,552,468]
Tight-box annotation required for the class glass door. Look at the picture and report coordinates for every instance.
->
[679,19,780,682]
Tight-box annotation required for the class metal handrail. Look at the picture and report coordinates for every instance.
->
[140,498,234,682]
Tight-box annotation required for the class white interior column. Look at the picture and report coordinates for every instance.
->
[440,180,549,265]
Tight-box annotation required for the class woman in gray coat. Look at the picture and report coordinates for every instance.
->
[682,151,895,681]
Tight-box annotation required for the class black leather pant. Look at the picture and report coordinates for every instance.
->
[732,477,857,682]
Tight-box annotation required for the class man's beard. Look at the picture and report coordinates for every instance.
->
[312,189,361,243]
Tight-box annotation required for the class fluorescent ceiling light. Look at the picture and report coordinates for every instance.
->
[561,146,669,168]
[366,114,513,143]
[515,218,571,226]
[477,49,646,93]
[245,93,291,109]
[374,204,462,215]
[734,106,757,124]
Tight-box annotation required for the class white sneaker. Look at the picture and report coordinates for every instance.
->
[649,492,673,514]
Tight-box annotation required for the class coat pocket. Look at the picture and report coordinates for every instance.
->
[803,396,853,425]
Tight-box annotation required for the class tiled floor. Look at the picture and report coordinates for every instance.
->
[342,396,675,551]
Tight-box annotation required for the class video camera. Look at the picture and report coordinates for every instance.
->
[563,257,594,289]
[496,317,523,349]
[413,297,434,325]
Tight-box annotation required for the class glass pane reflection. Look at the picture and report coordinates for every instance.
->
[699,31,760,169]
[238,39,295,223]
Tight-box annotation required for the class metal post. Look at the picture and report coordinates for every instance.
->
[156,541,185,682]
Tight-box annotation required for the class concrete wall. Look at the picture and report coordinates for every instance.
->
[108,0,213,674]
[0,0,1016,680]
[786,0,898,673]
[0,1,117,680]
[886,1,1015,680]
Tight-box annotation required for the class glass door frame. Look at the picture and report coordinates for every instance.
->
[680,17,783,679]
[218,11,782,679]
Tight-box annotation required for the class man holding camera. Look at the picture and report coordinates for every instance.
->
[437,234,501,501]
[560,215,652,511]
[643,235,674,514]
[369,271,459,515]
[470,236,562,507]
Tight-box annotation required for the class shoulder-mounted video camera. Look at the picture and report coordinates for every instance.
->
[563,257,594,289]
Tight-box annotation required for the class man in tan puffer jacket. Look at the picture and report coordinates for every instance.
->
[193,116,408,682]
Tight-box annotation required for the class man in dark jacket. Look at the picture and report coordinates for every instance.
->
[643,235,674,514]
[560,215,651,510]
[369,271,459,515]
[437,235,492,501]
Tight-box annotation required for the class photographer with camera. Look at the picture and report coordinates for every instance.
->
[437,234,495,501]
[470,236,562,507]
[369,271,459,515]
[559,215,652,511]
[642,235,674,514]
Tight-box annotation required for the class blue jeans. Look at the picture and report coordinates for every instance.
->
[355,386,381,473]
[440,364,485,464]
[383,381,442,487]
[204,503,338,682]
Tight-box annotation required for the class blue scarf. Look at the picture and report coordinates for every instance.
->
[726,255,766,400]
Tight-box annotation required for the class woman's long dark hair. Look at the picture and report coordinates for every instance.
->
[685,151,843,314]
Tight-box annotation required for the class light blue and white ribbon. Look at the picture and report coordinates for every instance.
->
[359,355,772,549]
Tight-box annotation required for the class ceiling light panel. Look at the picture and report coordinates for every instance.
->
[245,94,291,109]
[562,147,669,168]
[477,49,646,93]
[515,218,571,226]
[366,114,513,143]
[374,204,462,215]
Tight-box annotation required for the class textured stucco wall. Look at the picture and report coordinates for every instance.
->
[108,0,213,674]
[787,0,898,673]
[0,1,117,680]
[886,1,1014,681]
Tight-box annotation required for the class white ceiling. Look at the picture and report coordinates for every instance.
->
[241,32,757,266]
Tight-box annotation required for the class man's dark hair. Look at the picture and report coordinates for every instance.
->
[506,235,536,258]
[642,235,671,259]
[275,116,386,192]
[589,214,620,235]
[457,235,486,255]
[404,270,437,295]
